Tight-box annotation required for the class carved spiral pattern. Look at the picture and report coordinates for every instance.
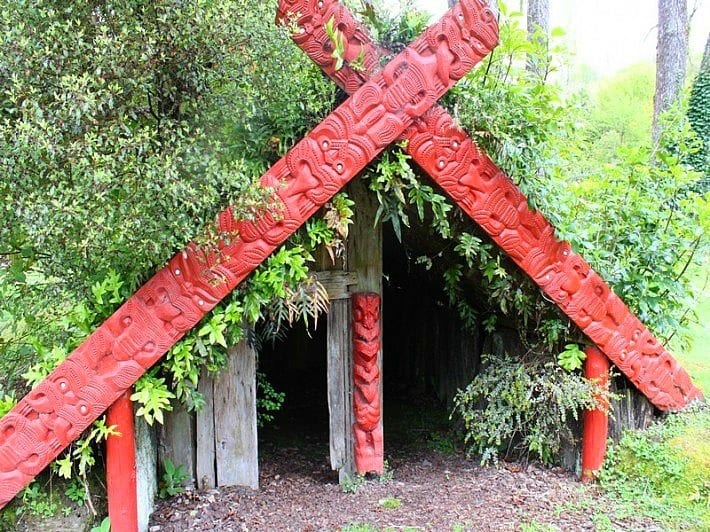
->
[0,0,498,509]
[279,0,704,412]
[352,293,383,474]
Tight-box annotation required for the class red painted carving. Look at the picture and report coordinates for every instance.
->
[279,0,704,412]
[352,293,383,474]
[581,346,610,482]
[0,0,498,509]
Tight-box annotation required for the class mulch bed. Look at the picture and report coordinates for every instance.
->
[149,441,660,531]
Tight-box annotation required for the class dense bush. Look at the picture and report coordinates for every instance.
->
[453,353,604,465]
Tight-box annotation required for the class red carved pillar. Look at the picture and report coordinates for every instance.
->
[105,390,138,532]
[352,293,383,474]
[581,346,610,482]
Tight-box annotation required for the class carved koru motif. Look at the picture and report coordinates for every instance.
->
[352,293,383,474]
[279,0,704,411]
[0,0,498,509]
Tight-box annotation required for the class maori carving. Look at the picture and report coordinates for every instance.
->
[0,0,498,509]
[279,0,704,411]
[352,293,383,474]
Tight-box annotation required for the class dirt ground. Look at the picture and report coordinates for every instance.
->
[148,439,661,531]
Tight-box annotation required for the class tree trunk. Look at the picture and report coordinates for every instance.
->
[653,0,688,145]
[526,0,550,78]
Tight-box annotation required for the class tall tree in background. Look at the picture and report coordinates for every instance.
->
[526,0,550,78]
[653,0,688,145]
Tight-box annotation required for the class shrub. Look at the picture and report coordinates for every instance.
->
[453,353,606,465]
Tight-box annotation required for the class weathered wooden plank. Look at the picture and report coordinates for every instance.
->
[214,341,258,489]
[347,178,383,295]
[134,412,157,532]
[158,404,195,488]
[196,368,216,490]
[327,299,354,479]
[313,270,359,300]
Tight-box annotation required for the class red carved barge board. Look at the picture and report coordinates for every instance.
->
[277,0,704,412]
[0,0,498,509]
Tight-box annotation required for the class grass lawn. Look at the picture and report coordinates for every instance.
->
[601,259,710,531]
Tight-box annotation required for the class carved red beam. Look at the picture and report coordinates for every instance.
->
[0,0,498,509]
[277,0,703,411]
[352,293,383,474]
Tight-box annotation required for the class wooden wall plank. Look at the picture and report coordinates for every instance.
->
[214,342,258,489]
[327,299,354,480]
[196,369,216,490]
[158,405,195,488]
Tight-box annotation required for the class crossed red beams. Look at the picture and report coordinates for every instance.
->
[276,0,703,411]
[0,0,499,508]
[0,0,702,510]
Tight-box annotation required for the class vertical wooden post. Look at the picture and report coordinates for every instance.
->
[327,299,355,481]
[106,390,138,532]
[214,341,258,489]
[581,346,610,482]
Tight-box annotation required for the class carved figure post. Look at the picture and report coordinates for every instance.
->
[352,293,383,474]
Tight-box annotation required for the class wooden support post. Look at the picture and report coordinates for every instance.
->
[327,299,355,481]
[214,341,258,489]
[106,390,138,532]
[581,346,611,482]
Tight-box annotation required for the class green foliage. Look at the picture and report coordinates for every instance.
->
[378,496,402,510]
[0,391,16,418]
[19,482,59,519]
[0,2,346,506]
[325,16,347,71]
[586,64,655,159]
[90,517,111,532]
[556,344,586,372]
[0,0,268,295]
[341,524,376,532]
[687,67,710,179]
[341,472,366,494]
[256,372,286,427]
[49,415,116,517]
[357,0,429,53]
[453,353,607,465]
[600,406,710,529]
[63,478,87,505]
[159,459,191,499]
[130,371,175,426]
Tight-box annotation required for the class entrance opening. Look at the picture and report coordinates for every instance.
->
[382,223,483,454]
[256,320,335,481]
